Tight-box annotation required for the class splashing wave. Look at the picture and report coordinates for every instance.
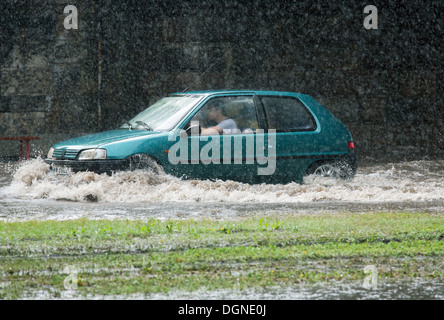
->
[2,158,443,204]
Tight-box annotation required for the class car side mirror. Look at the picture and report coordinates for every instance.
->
[186,123,201,135]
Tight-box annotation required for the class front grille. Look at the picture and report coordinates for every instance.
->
[53,148,80,160]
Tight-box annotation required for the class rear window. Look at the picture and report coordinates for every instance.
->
[259,96,316,132]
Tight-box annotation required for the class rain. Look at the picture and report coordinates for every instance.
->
[0,0,443,302]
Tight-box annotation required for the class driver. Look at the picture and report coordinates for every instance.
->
[200,101,238,135]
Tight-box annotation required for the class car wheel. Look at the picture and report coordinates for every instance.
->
[306,160,355,180]
[127,154,163,174]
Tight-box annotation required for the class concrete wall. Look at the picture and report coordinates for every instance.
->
[1,0,442,163]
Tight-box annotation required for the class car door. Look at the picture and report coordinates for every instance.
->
[175,95,266,182]
[257,95,320,183]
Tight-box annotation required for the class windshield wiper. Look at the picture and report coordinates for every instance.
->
[136,121,153,131]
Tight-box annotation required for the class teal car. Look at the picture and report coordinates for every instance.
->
[44,91,357,183]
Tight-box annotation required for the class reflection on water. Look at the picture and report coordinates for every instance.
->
[0,158,443,221]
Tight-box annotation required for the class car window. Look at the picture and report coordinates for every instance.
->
[121,95,203,131]
[190,96,259,134]
[259,96,316,131]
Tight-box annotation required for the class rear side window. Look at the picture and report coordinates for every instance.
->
[259,96,316,131]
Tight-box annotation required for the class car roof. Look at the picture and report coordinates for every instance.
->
[170,90,310,99]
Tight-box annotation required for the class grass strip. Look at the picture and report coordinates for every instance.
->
[0,212,442,299]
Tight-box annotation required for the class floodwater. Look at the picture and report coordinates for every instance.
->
[0,158,443,221]
[0,158,443,300]
[18,279,444,300]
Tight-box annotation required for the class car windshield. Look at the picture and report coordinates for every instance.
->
[120,95,203,131]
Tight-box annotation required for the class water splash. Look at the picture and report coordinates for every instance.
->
[1,158,443,204]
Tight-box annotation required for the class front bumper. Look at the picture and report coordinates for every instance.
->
[44,159,128,174]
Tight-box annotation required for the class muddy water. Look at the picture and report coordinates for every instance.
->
[0,159,443,299]
[0,158,443,221]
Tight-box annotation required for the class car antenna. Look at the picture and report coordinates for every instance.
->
[182,44,237,93]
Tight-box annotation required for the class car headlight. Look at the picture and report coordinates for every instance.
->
[77,148,107,160]
[47,148,54,159]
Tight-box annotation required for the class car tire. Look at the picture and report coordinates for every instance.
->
[127,154,163,174]
[306,159,355,180]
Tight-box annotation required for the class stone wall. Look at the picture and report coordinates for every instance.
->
[0,0,442,163]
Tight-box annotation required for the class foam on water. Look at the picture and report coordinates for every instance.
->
[1,158,443,204]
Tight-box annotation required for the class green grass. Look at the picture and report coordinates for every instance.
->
[0,212,443,299]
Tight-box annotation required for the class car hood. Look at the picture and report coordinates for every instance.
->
[52,130,160,149]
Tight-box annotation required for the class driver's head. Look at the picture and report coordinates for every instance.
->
[206,100,225,119]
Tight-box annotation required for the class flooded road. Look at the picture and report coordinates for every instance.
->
[0,159,443,221]
[19,279,444,300]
